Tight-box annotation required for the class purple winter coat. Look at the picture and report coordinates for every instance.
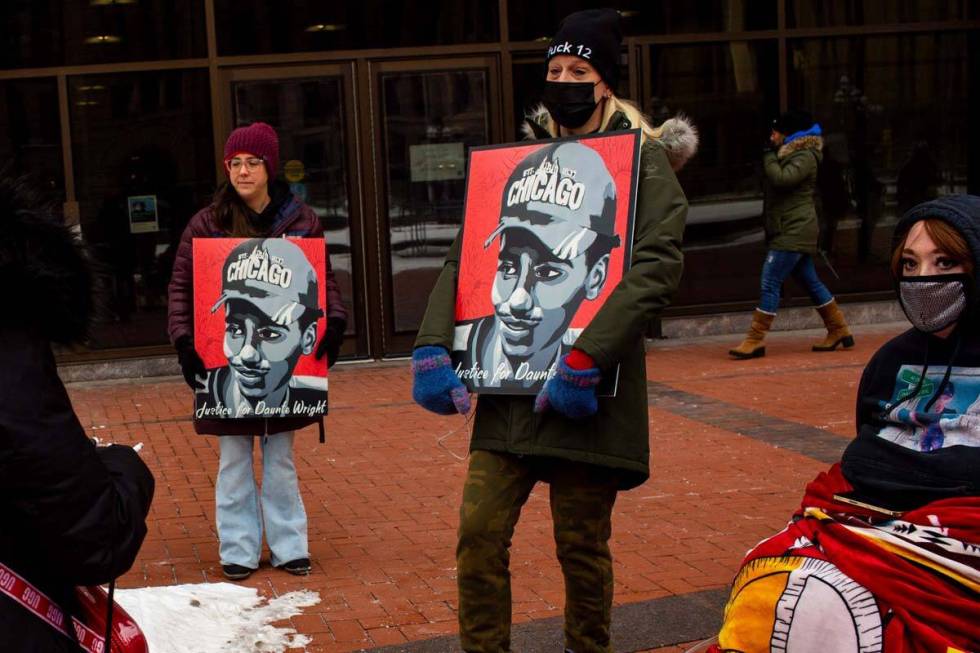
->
[167,189,348,436]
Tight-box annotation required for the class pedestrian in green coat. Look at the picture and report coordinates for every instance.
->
[730,109,854,360]
[410,9,697,652]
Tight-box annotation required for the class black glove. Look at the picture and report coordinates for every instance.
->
[174,335,206,390]
[315,318,346,367]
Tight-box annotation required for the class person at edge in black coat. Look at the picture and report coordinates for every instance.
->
[0,174,155,652]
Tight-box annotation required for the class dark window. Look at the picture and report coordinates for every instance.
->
[508,1,776,42]
[0,78,64,203]
[232,76,360,343]
[646,41,780,308]
[69,69,214,349]
[787,32,972,296]
[0,2,62,69]
[380,69,490,333]
[214,0,498,56]
[789,0,970,27]
[511,60,547,139]
[0,0,206,70]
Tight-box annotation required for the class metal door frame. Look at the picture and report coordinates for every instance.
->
[361,55,503,357]
[217,62,371,360]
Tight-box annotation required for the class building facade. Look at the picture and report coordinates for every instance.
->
[1,0,977,362]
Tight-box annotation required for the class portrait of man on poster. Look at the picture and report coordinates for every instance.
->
[454,141,622,391]
[198,238,327,418]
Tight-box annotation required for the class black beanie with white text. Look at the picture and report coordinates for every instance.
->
[546,8,623,89]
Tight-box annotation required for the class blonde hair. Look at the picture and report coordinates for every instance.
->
[600,96,663,142]
[524,94,698,171]
[533,95,662,144]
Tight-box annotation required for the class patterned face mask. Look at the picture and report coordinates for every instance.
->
[898,274,970,333]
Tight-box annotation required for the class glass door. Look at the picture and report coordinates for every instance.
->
[369,57,501,356]
[220,64,368,360]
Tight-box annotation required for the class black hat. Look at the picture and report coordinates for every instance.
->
[772,109,814,136]
[546,9,623,89]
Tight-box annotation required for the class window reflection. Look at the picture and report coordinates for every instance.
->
[646,41,780,307]
[381,70,489,333]
[214,0,498,56]
[788,33,969,298]
[508,0,776,42]
[789,0,969,27]
[0,79,63,201]
[0,1,205,69]
[70,70,214,348]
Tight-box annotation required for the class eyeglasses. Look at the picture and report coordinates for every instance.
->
[226,157,265,172]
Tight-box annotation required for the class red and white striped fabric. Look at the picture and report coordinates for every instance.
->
[709,464,980,653]
[0,562,148,653]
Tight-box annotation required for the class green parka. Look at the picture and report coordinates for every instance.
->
[762,135,824,254]
[414,108,694,490]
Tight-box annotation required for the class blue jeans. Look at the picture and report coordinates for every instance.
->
[216,432,308,568]
[758,250,833,314]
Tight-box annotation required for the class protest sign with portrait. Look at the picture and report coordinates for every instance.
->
[192,237,328,420]
[453,130,641,395]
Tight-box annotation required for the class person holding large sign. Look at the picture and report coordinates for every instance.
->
[167,122,348,581]
[196,237,328,421]
[412,8,697,653]
[454,140,623,392]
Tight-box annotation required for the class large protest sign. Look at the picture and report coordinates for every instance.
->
[193,237,328,420]
[453,130,641,395]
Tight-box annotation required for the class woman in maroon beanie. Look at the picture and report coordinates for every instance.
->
[167,122,348,580]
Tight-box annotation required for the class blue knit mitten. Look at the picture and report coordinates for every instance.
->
[412,346,471,415]
[534,355,601,418]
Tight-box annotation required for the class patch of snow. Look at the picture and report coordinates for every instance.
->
[114,582,320,653]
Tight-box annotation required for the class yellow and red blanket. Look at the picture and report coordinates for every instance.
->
[710,464,980,653]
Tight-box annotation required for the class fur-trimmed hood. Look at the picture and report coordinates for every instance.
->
[522,102,699,171]
[0,175,94,343]
[777,135,824,160]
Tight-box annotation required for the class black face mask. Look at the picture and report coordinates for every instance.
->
[542,81,601,130]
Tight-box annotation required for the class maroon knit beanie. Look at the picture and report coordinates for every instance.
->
[223,122,279,179]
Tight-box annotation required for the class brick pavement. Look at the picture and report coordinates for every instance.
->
[63,322,907,652]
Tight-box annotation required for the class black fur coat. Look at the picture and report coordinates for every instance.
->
[0,176,154,651]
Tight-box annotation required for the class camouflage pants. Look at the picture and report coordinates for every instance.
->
[457,450,619,653]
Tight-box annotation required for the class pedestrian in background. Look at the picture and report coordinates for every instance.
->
[167,122,348,581]
[411,8,697,652]
[730,109,853,359]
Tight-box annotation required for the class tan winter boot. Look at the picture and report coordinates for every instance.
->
[729,309,775,359]
[812,299,854,351]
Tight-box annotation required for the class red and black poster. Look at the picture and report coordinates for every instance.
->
[192,237,328,420]
[453,130,641,395]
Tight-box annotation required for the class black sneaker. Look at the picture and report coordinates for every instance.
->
[279,558,311,575]
[221,563,255,581]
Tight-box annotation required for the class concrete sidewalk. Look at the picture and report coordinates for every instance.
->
[64,321,908,652]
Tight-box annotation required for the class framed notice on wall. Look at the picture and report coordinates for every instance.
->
[452,130,641,395]
[192,237,329,420]
[127,195,159,233]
